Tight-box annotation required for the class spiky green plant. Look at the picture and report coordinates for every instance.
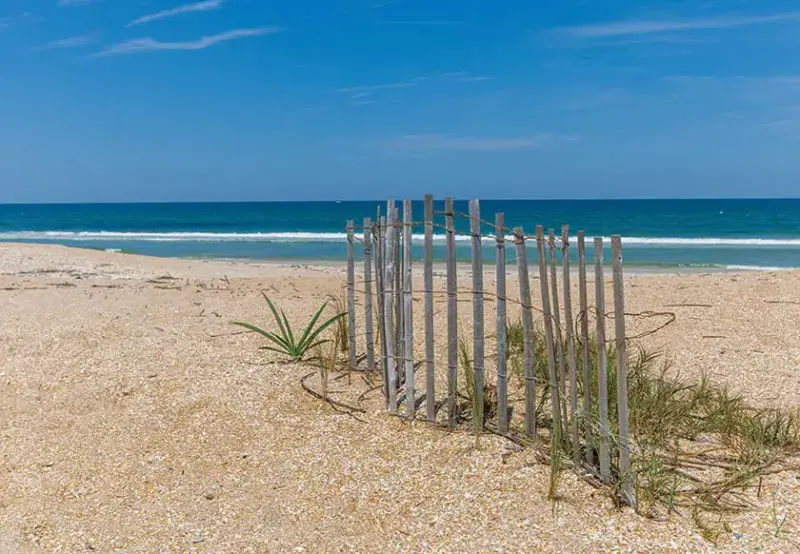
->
[232,292,346,362]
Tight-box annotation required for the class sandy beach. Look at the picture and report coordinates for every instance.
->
[0,242,798,553]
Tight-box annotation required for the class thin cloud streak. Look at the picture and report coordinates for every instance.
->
[335,77,424,93]
[1,11,32,28]
[457,76,494,83]
[128,0,222,27]
[556,11,800,38]
[58,0,97,5]
[390,134,553,151]
[377,20,463,26]
[36,34,94,50]
[95,27,281,56]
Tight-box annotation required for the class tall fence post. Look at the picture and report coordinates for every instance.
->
[514,227,536,439]
[346,220,357,377]
[377,216,388,402]
[445,197,459,428]
[612,235,635,507]
[403,200,415,418]
[469,200,485,434]
[548,230,569,432]
[495,213,508,434]
[562,225,579,463]
[424,194,436,422]
[537,226,563,443]
[577,231,593,465]
[594,237,611,482]
[384,204,398,413]
[394,206,403,390]
[363,217,376,373]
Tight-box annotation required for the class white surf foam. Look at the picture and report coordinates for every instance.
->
[1,231,800,247]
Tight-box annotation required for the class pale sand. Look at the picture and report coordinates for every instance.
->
[0,243,798,553]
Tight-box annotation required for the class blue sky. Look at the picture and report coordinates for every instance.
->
[2,0,800,202]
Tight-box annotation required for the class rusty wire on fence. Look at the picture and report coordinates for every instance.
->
[349,277,677,343]
[351,212,570,243]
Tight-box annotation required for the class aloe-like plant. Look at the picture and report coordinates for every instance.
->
[232,292,346,362]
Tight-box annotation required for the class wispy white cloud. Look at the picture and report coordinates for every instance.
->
[58,0,98,6]
[555,11,800,38]
[128,0,223,27]
[439,71,494,83]
[95,27,281,56]
[389,134,553,151]
[377,20,463,26]
[457,75,494,83]
[1,11,32,28]
[36,34,94,50]
[371,0,405,7]
[335,77,424,93]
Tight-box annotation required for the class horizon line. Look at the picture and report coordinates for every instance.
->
[1,197,799,206]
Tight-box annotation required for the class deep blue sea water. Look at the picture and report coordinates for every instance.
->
[1,199,800,269]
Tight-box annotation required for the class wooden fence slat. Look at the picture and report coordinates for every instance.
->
[384,204,398,413]
[346,220,357,376]
[469,200,485,435]
[376,216,388,401]
[424,194,436,422]
[495,213,508,434]
[577,230,593,465]
[537,226,563,442]
[394,205,403,390]
[403,200,415,418]
[445,197,459,428]
[594,237,611,481]
[514,227,536,439]
[548,229,570,435]
[561,225,579,463]
[363,217,376,373]
[612,235,635,507]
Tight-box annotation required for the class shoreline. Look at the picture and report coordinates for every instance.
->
[1,241,791,277]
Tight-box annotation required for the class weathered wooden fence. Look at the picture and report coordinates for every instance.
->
[345,196,636,507]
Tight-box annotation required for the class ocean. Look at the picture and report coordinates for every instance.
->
[1,199,800,270]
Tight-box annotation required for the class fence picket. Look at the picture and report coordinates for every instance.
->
[594,237,611,481]
[577,231,593,465]
[384,203,398,413]
[537,226,563,443]
[469,200,485,435]
[377,216,388,403]
[445,197,459,428]
[403,200,415,418]
[612,235,635,507]
[363,217,376,373]
[495,213,508,434]
[514,227,536,439]
[548,229,570,435]
[561,225,579,463]
[346,220,357,377]
[424,195,436,422]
